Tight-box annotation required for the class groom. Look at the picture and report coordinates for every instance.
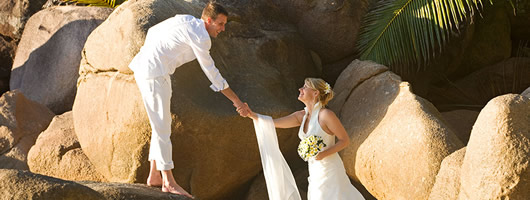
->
[129,1,250,197]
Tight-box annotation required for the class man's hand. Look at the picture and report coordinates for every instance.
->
[220,88,250,117]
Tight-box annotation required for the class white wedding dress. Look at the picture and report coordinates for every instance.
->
[252,103,365,200]
[300,103,365,200]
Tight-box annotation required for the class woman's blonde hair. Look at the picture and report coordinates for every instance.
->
[304,78,334,106]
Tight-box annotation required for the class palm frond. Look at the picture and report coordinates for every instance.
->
[356,0,488,74]
[62,0,127,8]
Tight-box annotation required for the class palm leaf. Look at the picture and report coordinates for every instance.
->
[356,0,490,74]
[62,0,127,8]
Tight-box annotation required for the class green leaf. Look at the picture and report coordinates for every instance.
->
[63,0,127,8]
[356,0,489,73]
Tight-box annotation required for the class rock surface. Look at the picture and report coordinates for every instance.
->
[0,90,54,170]
[10,6,112,114]
[27,111,105,182]
[459,94,530,199]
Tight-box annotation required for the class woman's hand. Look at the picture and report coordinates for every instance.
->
[315,151,327,160]
[248,110,258,120]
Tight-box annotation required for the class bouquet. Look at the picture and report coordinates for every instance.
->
[297,135,327,162]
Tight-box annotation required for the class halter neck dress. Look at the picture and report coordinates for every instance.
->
[298,103,365,200]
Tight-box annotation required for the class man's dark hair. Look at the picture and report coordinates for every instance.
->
[202,1,228,20]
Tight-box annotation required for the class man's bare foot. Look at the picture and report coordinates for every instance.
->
[147,173,163,187]
[162,183,193,198]
[147,161,162,187]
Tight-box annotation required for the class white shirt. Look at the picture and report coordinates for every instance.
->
[128,14,229,92]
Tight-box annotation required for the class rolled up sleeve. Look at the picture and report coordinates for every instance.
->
[187,32,229,92]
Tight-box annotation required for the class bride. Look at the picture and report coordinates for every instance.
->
[242,78,365,200]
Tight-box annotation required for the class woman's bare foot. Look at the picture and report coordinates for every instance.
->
[147,160,162,187]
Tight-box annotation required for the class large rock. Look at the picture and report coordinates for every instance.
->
[79,181,191,200]
[440,110,479,144]
[0,169,103,200]
[0,0,47,39]
[321,55,356,86]
[10,6,112,114]
[428,148,466,200]
[272,0,370,63]
[429,57,530,111]
[447,2,512,79]
[73,0,318,199]
[27,111,105,182]
[330,60,463,199]
[327,59,388,182]
[328,59,387,117]
[0,90,54,170]
[353,82,463,199]
[459,94,530,199]
[245,168,309,200]
[0,0,48,95]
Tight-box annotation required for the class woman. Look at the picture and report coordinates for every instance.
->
[244,78,365,200]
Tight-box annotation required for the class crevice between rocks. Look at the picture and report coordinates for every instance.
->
[337,68,388,118]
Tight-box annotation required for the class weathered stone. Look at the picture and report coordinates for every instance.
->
[10,6,112,114]
[0,169,104,200]
[330,63,399,183]
[321,55,355,86]
[0,0,47,39]
[429,57,530,110]
[245,167,309,200]
[79,181,191,200]
[272,0,370,63]
[428,148,466,200]
[351,80,463,199]
[459,94,530,199]
[0,0,48,96]
[329,60,463,199]
[328,59,388,117]
[74,72,150,184]
[0,90,54,170]
[27,111,105,182]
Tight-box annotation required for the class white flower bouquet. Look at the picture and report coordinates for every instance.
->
[297,135,327,162]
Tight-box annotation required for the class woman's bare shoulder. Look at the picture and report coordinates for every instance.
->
[319,108,337,118]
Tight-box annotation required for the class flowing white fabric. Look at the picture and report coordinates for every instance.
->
[253,114,301,200]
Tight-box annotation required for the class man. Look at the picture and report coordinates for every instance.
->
[129,2,249,197]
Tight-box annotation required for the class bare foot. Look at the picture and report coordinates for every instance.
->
[147,173,163,187]
[162,183,193,198]
[147,161,162,187]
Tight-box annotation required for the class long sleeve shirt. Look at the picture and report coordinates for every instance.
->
[128,14,229,92]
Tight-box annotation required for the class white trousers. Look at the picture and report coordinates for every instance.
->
[134,74,174,170]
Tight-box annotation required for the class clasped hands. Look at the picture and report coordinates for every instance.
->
[233,102,256,119]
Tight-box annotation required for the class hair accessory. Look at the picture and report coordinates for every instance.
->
[324,82,331,94]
